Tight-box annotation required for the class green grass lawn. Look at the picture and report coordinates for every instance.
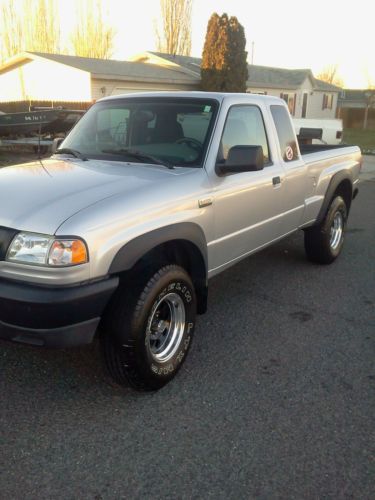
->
[343,128,375,151]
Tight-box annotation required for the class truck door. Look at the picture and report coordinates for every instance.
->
[208,104,290,272]
[269,104,308,231]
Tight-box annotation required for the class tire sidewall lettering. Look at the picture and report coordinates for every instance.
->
[144,278,195,377]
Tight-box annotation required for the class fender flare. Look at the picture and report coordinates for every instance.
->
[109,222,208,275]
[315,169,353,225]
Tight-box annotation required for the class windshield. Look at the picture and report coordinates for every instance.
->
[61,97,219,167]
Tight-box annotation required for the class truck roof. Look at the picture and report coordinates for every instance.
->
[99,91,283,106]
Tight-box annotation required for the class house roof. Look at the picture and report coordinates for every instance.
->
[0,50,341,92]
[249,65,314,90]
[0,51,199,84]
[144,52,341,92]
[147,52,202,75]
[314,79,342,92]
[339,89,375,101]
[251,65,341,92]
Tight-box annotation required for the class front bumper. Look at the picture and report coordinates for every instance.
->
[0,276,119,347]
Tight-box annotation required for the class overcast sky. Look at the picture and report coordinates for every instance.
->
[59,0,374,88]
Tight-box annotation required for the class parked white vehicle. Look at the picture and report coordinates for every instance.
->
[293,118,343,145]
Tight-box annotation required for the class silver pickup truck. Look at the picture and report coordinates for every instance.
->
[0,92,361,391]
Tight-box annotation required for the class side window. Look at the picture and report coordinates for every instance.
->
[218,105,270,164]
[270,105,299,162]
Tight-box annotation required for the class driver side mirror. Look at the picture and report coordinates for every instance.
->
[216,145,264,176]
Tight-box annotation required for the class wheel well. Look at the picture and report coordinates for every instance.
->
[119,239,208,315]
[334,179,353,214]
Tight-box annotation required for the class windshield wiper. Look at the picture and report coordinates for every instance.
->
[101,148,174,169]
[55,148,88,161]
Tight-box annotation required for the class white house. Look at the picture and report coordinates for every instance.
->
[0,51,197,111]
[130,52,341,119]
[0,51,341,119]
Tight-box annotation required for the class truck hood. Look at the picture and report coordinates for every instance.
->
[0,158,189,234]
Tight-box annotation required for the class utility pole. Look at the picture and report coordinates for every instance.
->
[251,41,255,65]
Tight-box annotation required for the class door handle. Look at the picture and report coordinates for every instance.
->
[272,176,281,186]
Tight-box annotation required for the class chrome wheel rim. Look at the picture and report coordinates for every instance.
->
[148,292,185,362]
[330,211,343,250]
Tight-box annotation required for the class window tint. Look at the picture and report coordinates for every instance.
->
[218,105,270,164]
[270,105,299,162]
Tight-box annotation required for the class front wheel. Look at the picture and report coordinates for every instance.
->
[304,195,347,264]
[101,265,196,391]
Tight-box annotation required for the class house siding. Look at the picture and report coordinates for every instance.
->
[249,77,338,120]
[249,85,306,117]
[307,91,338,119]
[0,53,340,120]
[294,77,314,118]
[91,78,196,100]
[0,67,25,102]
[0,59,91,103]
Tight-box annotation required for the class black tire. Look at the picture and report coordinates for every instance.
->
[304,195,347,264]
[101,265,196,391]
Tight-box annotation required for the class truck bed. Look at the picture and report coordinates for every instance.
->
[299,143,354,155]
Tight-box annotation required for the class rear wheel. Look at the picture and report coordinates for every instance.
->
[304,195,347,264]
[101,265,196,391]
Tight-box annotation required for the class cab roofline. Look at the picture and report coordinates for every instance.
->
[98,91,283,105]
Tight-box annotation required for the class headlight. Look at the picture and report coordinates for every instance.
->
[7,232,88,267]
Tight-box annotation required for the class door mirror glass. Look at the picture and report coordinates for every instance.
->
[216,145,264,176]
[216,105,270,174]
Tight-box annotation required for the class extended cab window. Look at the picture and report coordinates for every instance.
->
[218,105,270,165]
[270,105,299,162]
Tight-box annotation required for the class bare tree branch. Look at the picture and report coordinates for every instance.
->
[0,0,22,62]
[70,0,115,59]
[316,64,344,87]
[0,0,60,63]
[24,0,60,53]
[155,0,193,56]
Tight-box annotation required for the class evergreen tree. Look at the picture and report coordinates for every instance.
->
[201,13,248,92]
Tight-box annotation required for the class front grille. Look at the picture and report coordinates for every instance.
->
[0,227,18,260]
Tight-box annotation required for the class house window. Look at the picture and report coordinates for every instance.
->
[323,94,334,110]
[280,93,296,116]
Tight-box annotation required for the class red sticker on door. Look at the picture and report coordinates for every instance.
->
[285,146,294,161]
